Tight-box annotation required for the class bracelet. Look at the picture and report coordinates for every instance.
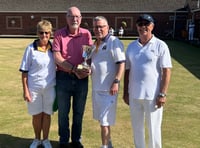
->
[113,78,120,84]
[158,93,166,98]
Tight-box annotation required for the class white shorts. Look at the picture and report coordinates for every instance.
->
[92,91,117,126]
[27,86,55,115]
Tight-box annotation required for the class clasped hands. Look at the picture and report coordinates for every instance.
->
[71,66,91,79]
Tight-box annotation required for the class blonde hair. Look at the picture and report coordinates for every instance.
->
[37,20,53,34]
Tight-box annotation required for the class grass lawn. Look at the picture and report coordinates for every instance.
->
[0,38,200,148]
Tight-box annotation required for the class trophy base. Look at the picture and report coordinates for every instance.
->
[77,64,90,70]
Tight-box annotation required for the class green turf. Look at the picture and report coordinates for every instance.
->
[0,38,199,148]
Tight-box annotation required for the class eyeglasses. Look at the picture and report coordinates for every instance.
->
[137,21,151,27]
[93,25,107,29]
[67,15,82,19]
[39,31,50,35]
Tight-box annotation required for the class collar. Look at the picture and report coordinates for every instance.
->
[102,34,111,42]
[137,34,155,46]
[33,39,52,52]
[94,34,111,44]
[65,27,82,38]
[94,34,110,53]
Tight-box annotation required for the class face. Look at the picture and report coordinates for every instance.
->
[93,19,109,40]
[38,30,51,42]
[66,7,82,30]
[136,20,154,37]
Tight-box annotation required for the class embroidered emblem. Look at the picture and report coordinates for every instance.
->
[102,45,107,50]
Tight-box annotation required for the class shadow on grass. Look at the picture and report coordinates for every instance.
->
[0,134,59,148]
[166,40,200,79]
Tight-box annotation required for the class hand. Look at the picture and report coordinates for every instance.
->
[156,96,166,108]
[74,67,91,79]
[23,92,32,102]
[110,83,119,95]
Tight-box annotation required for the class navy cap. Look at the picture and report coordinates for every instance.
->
[136,14,154,23]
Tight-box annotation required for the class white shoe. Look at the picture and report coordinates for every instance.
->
[42,139,52,148]
[100,140,113,148]
[30,139,41,148]
[101,146,108,148]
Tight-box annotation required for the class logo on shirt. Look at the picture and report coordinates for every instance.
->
[102,45,107,50]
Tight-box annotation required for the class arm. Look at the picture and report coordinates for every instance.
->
[123,69,130,105]
[160,68,171,94]
[53,51,74,73]
[110,62,125,95]
[21,72,31,102]
[156,68,171,108]
[53,51,91,79]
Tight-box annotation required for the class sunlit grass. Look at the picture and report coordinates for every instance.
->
[0,38,200,148]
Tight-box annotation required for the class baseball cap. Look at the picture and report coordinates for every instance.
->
[136,14,154,23]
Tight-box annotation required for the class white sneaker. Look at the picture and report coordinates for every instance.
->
[42,139,52,148]
[100,140,113,148]
[30,139,41,148]
[101,146,108,148]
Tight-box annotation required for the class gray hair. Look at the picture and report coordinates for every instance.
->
[66,6,81,17]
[93,16,108,25]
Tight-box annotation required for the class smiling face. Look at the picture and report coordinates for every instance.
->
[93,17,109,40]
[136,20,154,37]
[38,31,51,43]
[37,20,52,43]
[66,7,82,31]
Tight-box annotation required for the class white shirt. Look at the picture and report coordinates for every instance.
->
[126,35,172,100]
[20,40,56,90]
[119,28,124,35]
[91,35,125,91]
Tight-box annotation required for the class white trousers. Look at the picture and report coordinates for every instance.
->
[129,99,163,148]
[189,29,194,40]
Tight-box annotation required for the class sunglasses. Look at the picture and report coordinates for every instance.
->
[39,31,50,35]
[137,21,151,27]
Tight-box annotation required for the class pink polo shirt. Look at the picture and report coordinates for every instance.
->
[52,27,93,71]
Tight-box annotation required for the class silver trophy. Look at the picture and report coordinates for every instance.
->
[77,45,96,70]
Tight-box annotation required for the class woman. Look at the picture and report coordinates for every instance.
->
[19,20,56,148]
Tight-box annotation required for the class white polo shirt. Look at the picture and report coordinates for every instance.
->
[19,40,56,90]
[91,35,125,91]
[126,35,172,100]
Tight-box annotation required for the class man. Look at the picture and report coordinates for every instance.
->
[188,21,195,41]
[118,26,124,38]
[91,16,125,148]
[52,6,93,148]
[123,14,172,148]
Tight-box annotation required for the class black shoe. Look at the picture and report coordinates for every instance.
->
[59,143,70,148]
[71,142,84,148]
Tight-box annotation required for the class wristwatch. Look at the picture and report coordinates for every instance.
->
[158,93,166,97]
[113,79,120,84]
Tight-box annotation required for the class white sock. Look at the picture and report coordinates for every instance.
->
[101,145,108,148]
